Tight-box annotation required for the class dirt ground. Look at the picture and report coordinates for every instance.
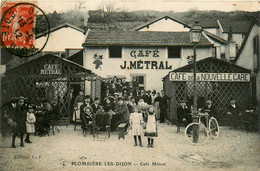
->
[0,123,259,171]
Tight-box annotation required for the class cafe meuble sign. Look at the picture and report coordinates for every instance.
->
[120,48,173,70]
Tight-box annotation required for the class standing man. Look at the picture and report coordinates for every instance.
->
[63,88,75,121]
[146,90,152,105]
[8,96,27,148]
[160,90,171,123]
[226,99,241,129]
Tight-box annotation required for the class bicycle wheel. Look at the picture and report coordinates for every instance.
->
[209,117,220,139]
[185,123,209,145]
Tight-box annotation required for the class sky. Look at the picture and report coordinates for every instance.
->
[36,0,260,14]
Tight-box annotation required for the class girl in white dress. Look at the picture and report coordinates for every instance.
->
[144,106,158,148]
[129,106,144,147]
[25,104,36,143]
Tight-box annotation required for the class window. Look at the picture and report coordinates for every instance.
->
[212,47,216,58]
[131,74,146,90]
[253,35,259,72]
[109,46,122,58]
[168,46,181,58]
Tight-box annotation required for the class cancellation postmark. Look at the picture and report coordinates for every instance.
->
[0,2,50,57]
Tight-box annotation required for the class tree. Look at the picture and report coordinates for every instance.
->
[97,2,118,30]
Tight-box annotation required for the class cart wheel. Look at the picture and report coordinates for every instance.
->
[185,123,209,145]
[209,117,220,139]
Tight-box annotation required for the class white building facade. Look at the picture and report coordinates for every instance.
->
[83,31,213,91]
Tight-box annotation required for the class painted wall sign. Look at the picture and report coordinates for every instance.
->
[130,49,160,58]
[40,64,61,74]
[169,72,250,82]
[120,60,172,70]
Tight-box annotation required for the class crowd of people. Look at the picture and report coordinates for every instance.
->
[1,76,250,148]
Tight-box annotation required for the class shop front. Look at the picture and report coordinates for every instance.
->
[83,30,213,92]
[163,57,252,126]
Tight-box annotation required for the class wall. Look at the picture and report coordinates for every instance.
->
[138,18,189,32]
[84,46,213,92]
[36,27,85,52]
[222,33,244,48]
[236,24,260,107]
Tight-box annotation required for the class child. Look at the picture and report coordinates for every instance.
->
[129,106,144,147]
[144,106,158,148]
[25,104,36,143]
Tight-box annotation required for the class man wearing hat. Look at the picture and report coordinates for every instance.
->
[146,90,152,105]
[176,100,192,133]
[92,97,102,114]
[7,96,27,148]
[111,97,129,131]
[202,99,218,127]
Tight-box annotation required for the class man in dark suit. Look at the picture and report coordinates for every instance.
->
[91,97,101,114]
[160,90,171,123]
[146,90,152,105]
[202,99,218,127]
[176,100,192,133]
[226,99,241,129]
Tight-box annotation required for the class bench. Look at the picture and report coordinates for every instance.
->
[118,123,128,140]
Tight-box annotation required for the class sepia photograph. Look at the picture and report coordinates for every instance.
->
[0,0,259,170]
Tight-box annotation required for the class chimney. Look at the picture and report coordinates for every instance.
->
[226,27,236,61]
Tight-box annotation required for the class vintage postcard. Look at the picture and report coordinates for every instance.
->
[0,0,259,170]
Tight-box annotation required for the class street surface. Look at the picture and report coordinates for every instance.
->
[0,124,259,171]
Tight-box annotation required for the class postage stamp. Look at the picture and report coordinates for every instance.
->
[1,1,50,57]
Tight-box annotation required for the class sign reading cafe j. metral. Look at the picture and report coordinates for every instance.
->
[40,64,62,75]
[169,72,250,82]
[120,49,172,70]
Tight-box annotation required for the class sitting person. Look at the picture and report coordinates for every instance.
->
[103,97,115,112]
[176,100,192,134]
[80,95,93,128]
[226,99,241,129]
[201,99,218,127]
[38,99,52,136]
[91,97,102,114]
[80,106,93,132]
[110,97,129,131]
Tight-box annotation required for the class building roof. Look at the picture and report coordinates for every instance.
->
[67,50,83,66]
[36,23,85,39]
[6,54,92,75]
[218,20,253,34]
[203,30,228,44]
[197,20,219,28]
[83,31,212,47]
[131,15,190,31]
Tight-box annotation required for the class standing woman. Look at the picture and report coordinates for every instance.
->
[8,96,27,148]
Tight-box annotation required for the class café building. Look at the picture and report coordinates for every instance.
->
[82,30,214,91]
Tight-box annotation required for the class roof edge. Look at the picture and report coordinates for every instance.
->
[36,23,85,39]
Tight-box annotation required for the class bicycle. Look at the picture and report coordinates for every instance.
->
[184,112,220,145]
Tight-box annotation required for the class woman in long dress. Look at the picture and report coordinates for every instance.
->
[129,106,144,147]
